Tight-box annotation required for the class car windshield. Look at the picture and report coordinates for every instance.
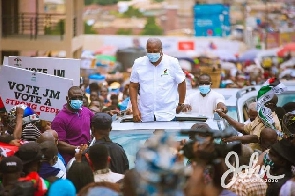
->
[227,106,237,121]
[277,93,295,107]
[110,129,187,168]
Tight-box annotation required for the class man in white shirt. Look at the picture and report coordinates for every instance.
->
[129,38,186,122]
[183,73,227,118]
[88,143,124,183]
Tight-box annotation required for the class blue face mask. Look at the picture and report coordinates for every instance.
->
[147,53,161,63]
[199,85,211,95]
[70,100,83,110]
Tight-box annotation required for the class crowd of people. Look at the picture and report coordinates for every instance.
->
[0,38,295,196]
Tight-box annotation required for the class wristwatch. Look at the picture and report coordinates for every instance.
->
[178,103,184,107]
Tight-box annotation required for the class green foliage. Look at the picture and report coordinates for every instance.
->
[84,0,93,5]
[141,16,163,35]
[85,0,130,6]
[84,22,97,34]
[153,0,164,2]
[95,0,118,6]
[44,19,65,35]
[117,28,132,35]
[121,6,143,18]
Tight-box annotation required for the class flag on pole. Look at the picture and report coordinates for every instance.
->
[257,78,287,129]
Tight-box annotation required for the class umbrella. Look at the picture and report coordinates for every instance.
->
[256,48,280,60]
[277,43,295,57]
[94,45,118,56]
[238,49,260,62]
[211,50,237,61]
[95,55,116,67]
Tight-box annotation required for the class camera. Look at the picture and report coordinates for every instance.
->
[180,125,242,161]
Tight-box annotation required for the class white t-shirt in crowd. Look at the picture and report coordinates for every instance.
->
[93,168,124,183]
[130,54,185,122]
[184,90,225,118]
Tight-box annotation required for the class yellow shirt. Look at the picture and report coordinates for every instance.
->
[243,112,281,151]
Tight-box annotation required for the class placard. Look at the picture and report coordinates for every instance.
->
[7,56,80,86]
[0,65,73,121]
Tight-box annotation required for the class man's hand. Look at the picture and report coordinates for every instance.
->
[181,104,192,113]
[216,103,227,113]
[132,107,142,122]
[16,107,24,117]
[9,139,21,147]
[74,144,88,162]
[176,104,189,114]
[214,109,227,118]
[221,136,237,143]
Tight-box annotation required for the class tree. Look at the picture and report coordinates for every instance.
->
[94,0,118,6]
[117,28,132,35]
[141,16,163,35]
[44,19,65,35]
[122,6,143,18]
[153,0,164,2]
[84,0,93,5]
[84,22,97,34]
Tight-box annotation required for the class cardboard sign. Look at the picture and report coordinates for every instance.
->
[0,65,73,121]
[6,56,80,86]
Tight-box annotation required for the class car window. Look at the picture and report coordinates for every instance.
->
[277,93,295,107]
[227,106,237,121]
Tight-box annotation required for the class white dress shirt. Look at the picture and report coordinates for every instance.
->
[184,90,225,118]
[130,54,185,122]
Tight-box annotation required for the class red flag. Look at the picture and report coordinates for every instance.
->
[0,142,19,157]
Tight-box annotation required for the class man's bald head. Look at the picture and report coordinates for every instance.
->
[248,102,258,122]
[45,129,58,138]
[147,38,162,48]
[260,127,278,151]
[37,132,55,144]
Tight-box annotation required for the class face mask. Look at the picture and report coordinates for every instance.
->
[147,53,161,63]
[70,100,83,110]
[199,85,211,95]
[263,152,275,169]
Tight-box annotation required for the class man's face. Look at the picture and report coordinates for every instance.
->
[248,109,258,122]
[198,76,211,86]
[146,42,162,55]
[67,89,83,104]
[100,88,108,97]
[90,92,98,102]
[265,101,276,112]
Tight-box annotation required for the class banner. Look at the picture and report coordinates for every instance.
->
[280,32,295,46]
[194,4,231,37]
[6,56,80,86]
[266,32,280,49]
[0,65,73,121]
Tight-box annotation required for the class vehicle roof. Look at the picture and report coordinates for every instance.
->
[112,113,226,131]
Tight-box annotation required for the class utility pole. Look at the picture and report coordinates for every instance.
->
[264,0,268,49]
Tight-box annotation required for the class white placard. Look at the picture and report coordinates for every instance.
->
[7,56,80,86]
[0,65,73,121]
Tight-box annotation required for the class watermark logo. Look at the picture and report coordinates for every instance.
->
[221,151,285,188]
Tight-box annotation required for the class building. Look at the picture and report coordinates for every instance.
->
[0,0,84,61]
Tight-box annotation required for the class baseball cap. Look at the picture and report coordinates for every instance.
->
[0,156,23,174]
[15,142,43,164]
[91,112,112,129]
